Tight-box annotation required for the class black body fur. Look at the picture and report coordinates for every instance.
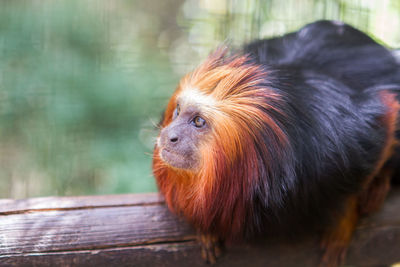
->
[241,20,400,237]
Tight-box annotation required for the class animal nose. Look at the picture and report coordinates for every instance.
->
[162,125,180,145]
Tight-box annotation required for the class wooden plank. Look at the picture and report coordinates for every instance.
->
[0,205,195,255]
[0,189,400,266]
[0,193,163,214]
[0,243,202,267]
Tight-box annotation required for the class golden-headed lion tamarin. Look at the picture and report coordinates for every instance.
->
[152,20,400,266]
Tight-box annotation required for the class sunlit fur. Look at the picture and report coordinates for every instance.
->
[153,49,290,239]
[153,21,400,245]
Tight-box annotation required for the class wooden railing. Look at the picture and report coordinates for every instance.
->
[1,188,400,266]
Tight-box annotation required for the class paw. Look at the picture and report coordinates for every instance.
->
[319,196,358,267]
[319,241,348,267]
[198,233,223,264]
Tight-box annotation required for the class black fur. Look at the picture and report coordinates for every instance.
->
[242,20,400,236]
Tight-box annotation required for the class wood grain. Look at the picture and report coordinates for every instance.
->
[1,189,400,267]
[0,193,163,214]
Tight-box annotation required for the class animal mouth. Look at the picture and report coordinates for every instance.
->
[160,147,183,162]
[159,147,194,169]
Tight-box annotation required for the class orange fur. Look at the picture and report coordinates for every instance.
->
[320,196,359,267]
[153,49,288,239]
[358,90,400,214]
[320,91,400,267]
[363,91,399,187]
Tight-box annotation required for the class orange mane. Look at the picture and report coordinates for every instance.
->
[153,49,289,240]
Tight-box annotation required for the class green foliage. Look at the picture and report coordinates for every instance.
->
[0,1,177,197]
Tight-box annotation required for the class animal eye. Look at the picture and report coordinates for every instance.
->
[191,116,206,128]
[173,104,180,119]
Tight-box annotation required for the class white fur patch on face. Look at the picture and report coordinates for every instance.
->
[177,87,217,109]
[156,136,161,148]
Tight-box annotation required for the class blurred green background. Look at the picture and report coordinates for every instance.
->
[1,0,399,199]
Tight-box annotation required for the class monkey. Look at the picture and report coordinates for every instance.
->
[152,20,400,267]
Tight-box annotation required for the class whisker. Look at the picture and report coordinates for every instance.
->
[149,117,162,129]
[144,152,153,157]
